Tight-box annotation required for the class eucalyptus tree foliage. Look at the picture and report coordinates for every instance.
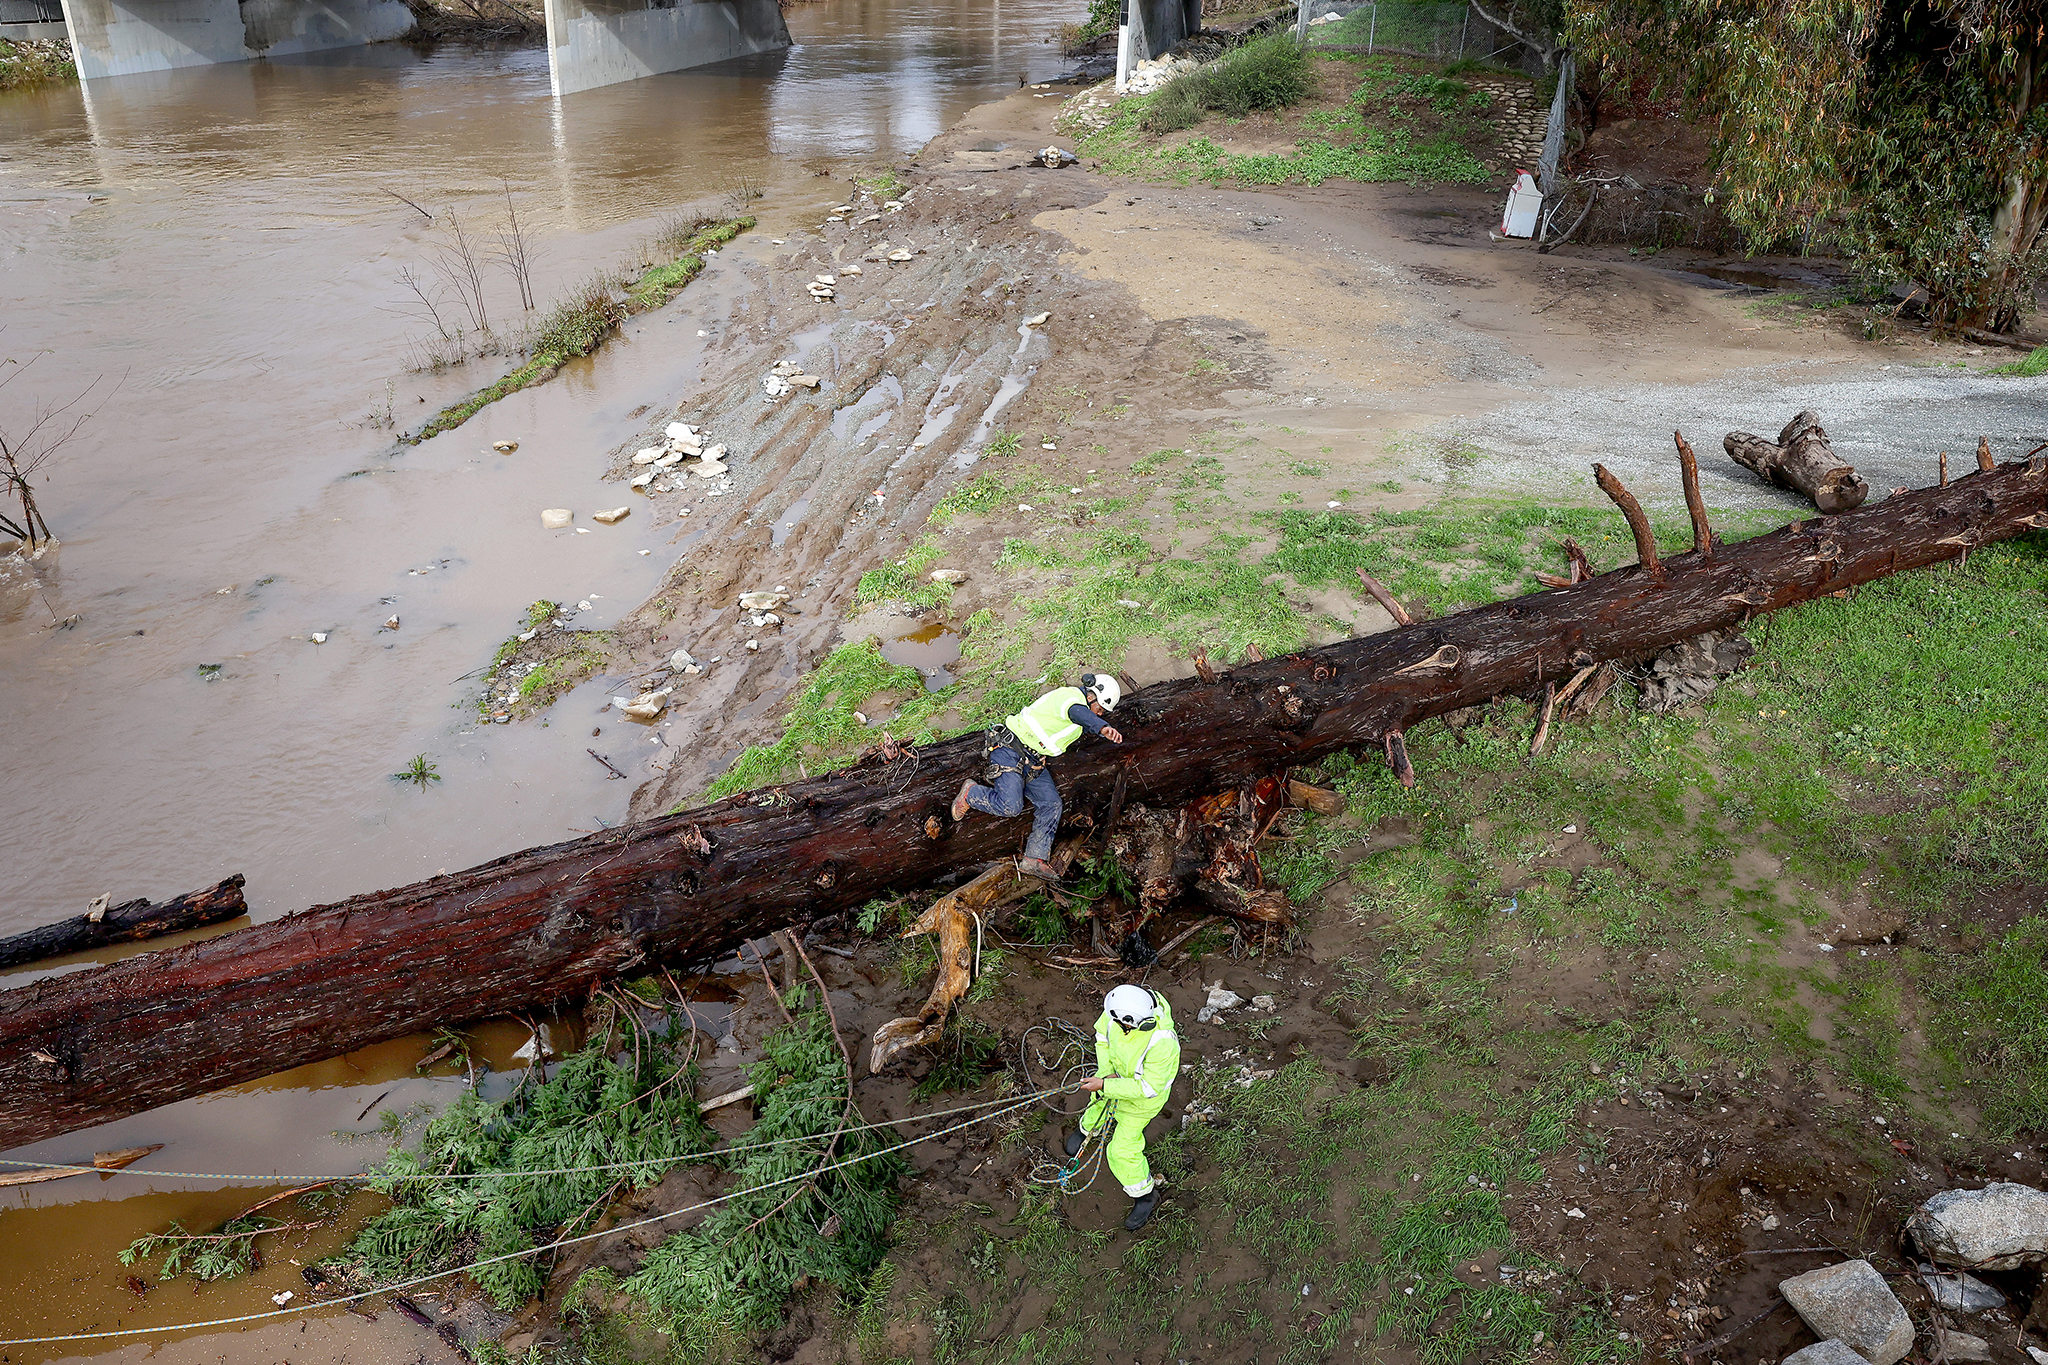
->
[1574,0,2046,330]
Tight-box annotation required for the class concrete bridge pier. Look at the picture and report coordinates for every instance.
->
[56,0,413,78]
[542,0,789,96]
[1127,0,1199,61]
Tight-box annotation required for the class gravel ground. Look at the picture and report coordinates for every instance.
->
[1418,361,2048,516]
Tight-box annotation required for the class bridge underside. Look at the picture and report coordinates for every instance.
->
[544,0,788,95]
[55,0,789,90]
[57,0,413,78]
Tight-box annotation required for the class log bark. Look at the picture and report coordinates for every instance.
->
[2,459,2045,1150]
[1725,411,1869,514]
[0,875,246,971]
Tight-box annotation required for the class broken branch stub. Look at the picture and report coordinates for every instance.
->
[1593,463,1664,580]
[1675,430,1714,558]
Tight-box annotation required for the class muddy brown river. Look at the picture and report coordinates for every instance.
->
[0,3,1070,1354]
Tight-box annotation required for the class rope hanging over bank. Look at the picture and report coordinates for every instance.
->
[0,1087,1070,1347]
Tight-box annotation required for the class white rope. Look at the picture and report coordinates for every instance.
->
[0,1087,1050,1185]
[0,1089,1057,1347]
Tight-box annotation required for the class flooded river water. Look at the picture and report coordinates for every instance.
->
[0,1,1070,1354]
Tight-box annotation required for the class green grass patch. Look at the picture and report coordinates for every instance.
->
[854,538,953,610]
[702,638,929,798]
[408,217,752,444]
[1989,344,2048,377]
[1078,52,1496,188]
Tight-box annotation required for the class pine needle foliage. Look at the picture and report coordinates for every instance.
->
[339,1014,714,1309]
[621,989,904,1353]
[121,1187,347,1282]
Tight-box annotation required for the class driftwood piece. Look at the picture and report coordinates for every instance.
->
[3,458,2047,1149]
[0,1143,161,1188]
[0,875,247,971]
[1724,411,1869,514]
[1285,779,1345,816]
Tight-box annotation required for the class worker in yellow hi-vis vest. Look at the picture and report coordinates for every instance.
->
[950,673,1124,881]
[1066,984,1180,1230]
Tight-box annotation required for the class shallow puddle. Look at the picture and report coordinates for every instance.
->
[880,619,963,689]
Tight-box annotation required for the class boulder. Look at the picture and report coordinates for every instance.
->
[1779,1261,1914,1365]
[1909,1183,2048,1269]
[1782,1342,1873,1365]
[540,509,573,530]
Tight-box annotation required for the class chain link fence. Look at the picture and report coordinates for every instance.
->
[1295,0,1529,66]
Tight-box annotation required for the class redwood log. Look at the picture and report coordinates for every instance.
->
[0,875,246,971]
[2,460,2046,1150]
[1725,411,1869,514]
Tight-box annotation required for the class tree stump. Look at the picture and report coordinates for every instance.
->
[1724,411,1868,514]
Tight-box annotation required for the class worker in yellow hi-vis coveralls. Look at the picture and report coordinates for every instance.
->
[1063,984,1180,1230]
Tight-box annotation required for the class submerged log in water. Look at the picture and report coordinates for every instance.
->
[0,455,2043,1150]
[0,876,247,972]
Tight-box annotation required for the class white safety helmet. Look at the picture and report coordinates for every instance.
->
[1082,672,1122,712]
[1105,984,1158,1030]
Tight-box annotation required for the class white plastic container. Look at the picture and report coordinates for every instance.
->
[1501,171,1542,239]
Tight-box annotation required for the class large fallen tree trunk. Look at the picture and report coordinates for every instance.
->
[0,875,246,972]
[2,454,2044,1150]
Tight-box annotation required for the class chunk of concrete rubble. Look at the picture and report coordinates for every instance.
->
[887,248,914,262]
[763,375,792,398]
[592,507,630,525]
[2026,1348,2048,1365]
[1782,1341,1873,1365]
[1910,1183,2048,1269]
[738,591,790,611]
[631,470,656,489]
[492,439,518,452]
[632,447,664,465]
[1197,981,1244,1023]
[814,274,836,285]
[884,199,903,210]
[789,374,822,388]
[1934,1331,1992,1362]
[929,568,968,584]
[1918,1265,2005,1311]
[1022,311,1050,326]
[745,639,760,651]
[540,508,573,529]
[664,421,697,441]
[382,615,400,630]
[1250,994,1276,1011]
[668,648,696,671]
[1779,1261,1915,1365]
[694,458,727,478]
[842,263,862,275]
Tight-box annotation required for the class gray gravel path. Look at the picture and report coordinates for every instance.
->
[1414,361,2048,516]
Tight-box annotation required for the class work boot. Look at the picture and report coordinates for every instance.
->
[1124,1191,1160,1231]
[1017,857,1060,882]
[951,779,975,822]
[1064,1127,1086,1158]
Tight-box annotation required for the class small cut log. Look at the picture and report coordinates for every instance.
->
[1724,411,1868,514]
[0,875,247,971]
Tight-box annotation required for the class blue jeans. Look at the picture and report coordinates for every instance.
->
[966,745,1063,861]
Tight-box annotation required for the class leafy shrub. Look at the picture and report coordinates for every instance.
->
[1141,36,1316,132]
